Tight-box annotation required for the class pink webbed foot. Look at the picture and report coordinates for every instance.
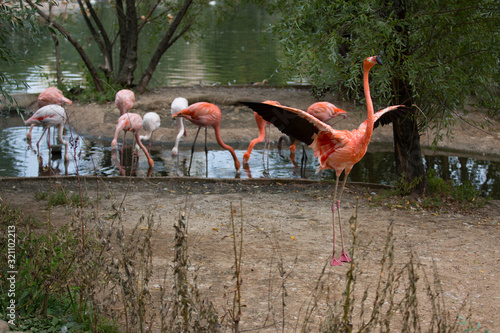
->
[331,257,342,266]
[340,251,351,263]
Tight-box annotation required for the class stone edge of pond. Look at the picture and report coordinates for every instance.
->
[0,175,394,190]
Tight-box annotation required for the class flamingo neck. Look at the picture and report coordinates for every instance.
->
[363,65,375,139]
[134,132,154,167]
[140,131,153,141]
[213,125,241,171]
[243,117,267,162]
[57,124,70,162]
[172,119,185,156]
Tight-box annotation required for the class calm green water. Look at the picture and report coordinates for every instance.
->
[0,4,289,94]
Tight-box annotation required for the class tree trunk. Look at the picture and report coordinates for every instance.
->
[390,0,428,196]
[77,0,114,78]
[117,0,139,86]
[51,34,61,85]
[391,75,428,196]
[136,0,194,93]
[393,109,429,196]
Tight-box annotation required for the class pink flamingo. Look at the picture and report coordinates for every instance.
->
[241,56,408,265]
[172,102,241,176]
[111,113,154,169]
[27,87,72,141]
[243,100,281,164]
[115,89,135,115]
[24,105,70,162]
[170,97,189,156]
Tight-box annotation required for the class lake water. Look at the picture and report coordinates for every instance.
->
[0,3,292,94]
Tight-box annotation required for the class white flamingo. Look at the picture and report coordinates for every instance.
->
[135,112,161,152]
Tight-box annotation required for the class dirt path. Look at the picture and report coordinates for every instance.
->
[3,86,500,331]
[1,174,499,331]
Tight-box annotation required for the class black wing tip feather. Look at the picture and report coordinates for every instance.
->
[239,100,318,145]
[374,105,411,129]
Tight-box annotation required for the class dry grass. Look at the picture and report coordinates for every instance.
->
[0,181,489,333]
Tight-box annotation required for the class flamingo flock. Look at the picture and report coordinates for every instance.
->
[22,56,408,265]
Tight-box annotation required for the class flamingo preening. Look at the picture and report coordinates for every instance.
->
[172,102,241,176]
[24,105,70,162]
[170,97,189,156]
[241,56,408,265]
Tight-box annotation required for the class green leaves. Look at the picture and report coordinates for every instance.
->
[0,1,44,108]
[270,0,500,139]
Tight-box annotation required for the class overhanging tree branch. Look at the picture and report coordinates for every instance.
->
[25,0,104,91]
[136,0,194,93]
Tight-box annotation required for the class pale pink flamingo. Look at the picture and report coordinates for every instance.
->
[24,105,70,162]
[172,102,241,176]
[170,97,189,156]
[115,89,135,115]
[111,113,154,169]
[243,100,281,164]
[27,87,72,141]
[241,56,408,265]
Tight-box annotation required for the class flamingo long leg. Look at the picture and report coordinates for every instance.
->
[262,125,271,166]
[46,127,53,167]
[188,127,202,176]
[204,127,208,177]
[300,143,308,178]
[46,127,51,148]
[120,131,127,168]
[289,140,298,165]
[36,127,49,152]
[337,172,352,263]
[331,172,342,266]
[57,124,69,162]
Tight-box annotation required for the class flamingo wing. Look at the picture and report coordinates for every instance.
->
[373,105,410,129]
[240,101,333,145]
[25,105,67,126]
[355,105,409,134]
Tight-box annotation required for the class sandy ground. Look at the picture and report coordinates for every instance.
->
[2,86,500,331]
